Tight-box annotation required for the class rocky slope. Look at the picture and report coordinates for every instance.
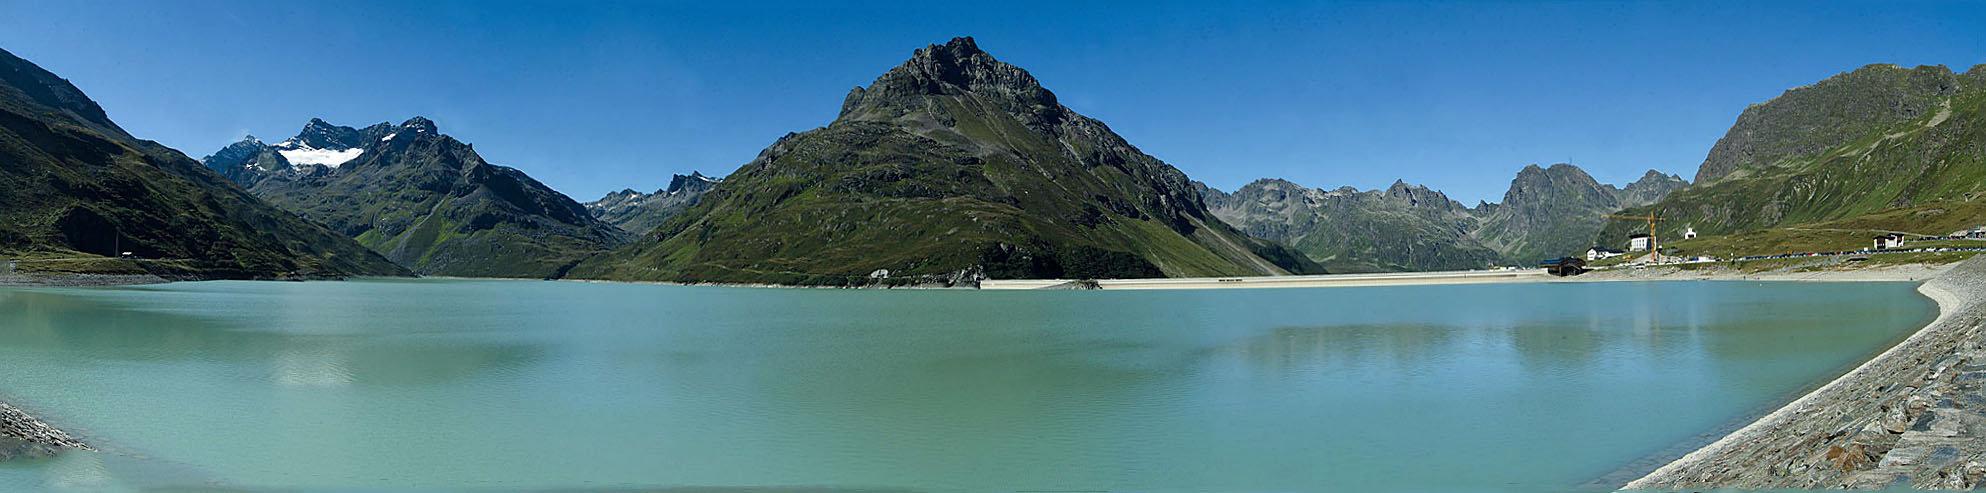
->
[571,37,1320,285]
[583,171,720,234]
[1694,64,1965,184]
[1203,179,1501,272]
[1603,63,1986,246]
[1203,165,1687,271]
[201,117,629,278]
[1476,165,1687,264]
[0,47,406,279]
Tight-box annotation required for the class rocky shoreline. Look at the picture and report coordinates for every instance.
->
[0,402,90,461]
[1624,255,1986,489]
[0,273,177,287]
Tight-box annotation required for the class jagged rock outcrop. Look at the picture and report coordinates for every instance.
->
[570,37,1321,285]
[1617,169,1690,209]
[584,172,721,234]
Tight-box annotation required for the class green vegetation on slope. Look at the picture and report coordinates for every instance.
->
[570,37,1320,285]
[206,118,630,279]
[1650,200,1986,259]
[1601,64,1986,249]
[0,47,407,279]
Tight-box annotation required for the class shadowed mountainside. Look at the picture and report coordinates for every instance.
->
[0,47,406,279]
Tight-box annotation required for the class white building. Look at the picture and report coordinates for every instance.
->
[1873,234,1906,250]
[1586,247,1624,261]
[1628,234,1655,252]
[1683,227,1697,240]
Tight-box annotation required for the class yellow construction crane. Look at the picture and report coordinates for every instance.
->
[1607,213,1669,259]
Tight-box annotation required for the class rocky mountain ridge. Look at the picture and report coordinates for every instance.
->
[1205,164,1687,271]
[199,117,628,278]
[583,171,721,234]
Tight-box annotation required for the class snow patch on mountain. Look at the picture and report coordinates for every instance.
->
[278,147,365,168]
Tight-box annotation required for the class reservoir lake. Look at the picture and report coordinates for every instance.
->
[0,279,1937,490]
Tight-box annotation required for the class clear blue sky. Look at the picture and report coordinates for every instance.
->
[2,1,1981,204]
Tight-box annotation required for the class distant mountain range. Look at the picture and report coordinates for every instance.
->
[0,48,406,279]
[1203,165,1687,272]
[569,37,1322,285]
[1600,63,1986,247]
[6,37,1979,284]
[200,117,628,278]
[583,172,720,234]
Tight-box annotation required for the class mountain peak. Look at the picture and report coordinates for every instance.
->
[399,116,437,134]
[665,171,721,194]
[1632,169,1685,184]
[839,36,1059,122]
[910,36,986,66]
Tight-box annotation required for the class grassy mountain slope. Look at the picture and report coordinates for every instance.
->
[1694,64,1964,184]
[1602,64,1986,247]
[0,47,407,279]
[570,37,1320,284]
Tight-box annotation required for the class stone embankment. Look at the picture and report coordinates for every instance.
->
[0,401,90,461]
[0,273,174,286]
[1626,255,1986,489]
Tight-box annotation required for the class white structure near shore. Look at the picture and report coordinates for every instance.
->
[1586,247,1625,261]
[1873,233,1907,250]
[1628,234,1655,252]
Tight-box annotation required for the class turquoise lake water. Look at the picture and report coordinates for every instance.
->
[0,279,1937,490]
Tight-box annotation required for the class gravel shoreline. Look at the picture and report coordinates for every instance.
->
[0,273,176,287]
[1624,255,1986,489]
[0,402,90,461]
